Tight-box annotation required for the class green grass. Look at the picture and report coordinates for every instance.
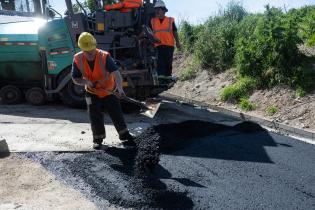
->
[266,105,278,116]
[239,98,256,111]
[220,77,257,102]
[295,87,306,98]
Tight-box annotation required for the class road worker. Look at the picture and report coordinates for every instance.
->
[104,0,143,12]
[72,32,135,149]
[151,0,181,80]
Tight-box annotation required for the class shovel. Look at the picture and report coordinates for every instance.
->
[96,86,160,118]
[121,96,161,118]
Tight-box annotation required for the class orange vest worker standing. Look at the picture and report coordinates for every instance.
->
[150,1,181,78]
[151,16,175,47]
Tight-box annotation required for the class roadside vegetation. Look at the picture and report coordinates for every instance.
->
[178,1,315,110]
[266,105,278,116]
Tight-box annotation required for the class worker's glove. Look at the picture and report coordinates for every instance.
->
[115,87,126,99]
[85,80,95,89]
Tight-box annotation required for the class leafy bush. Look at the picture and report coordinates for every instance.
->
[289,6,315,46]
[193,2,246,72]
[236,6,302,88]
[239,98,256,111]
[178,2,314,101]
[179,21,204,53]
[220,77,257,102]
[194,17,239,71]
[221,0,247,22]
[266,105,278,116]
[290,63,315,92]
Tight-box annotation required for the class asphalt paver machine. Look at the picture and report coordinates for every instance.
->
[0,0,171,115]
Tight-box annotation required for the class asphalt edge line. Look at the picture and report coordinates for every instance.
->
[160,93,315,143]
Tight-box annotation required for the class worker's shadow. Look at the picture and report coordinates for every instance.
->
[0,139,10,158]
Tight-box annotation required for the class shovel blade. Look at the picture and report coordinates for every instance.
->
[140,99,161,118]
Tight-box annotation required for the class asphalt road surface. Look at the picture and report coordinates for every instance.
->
[0,102,314,209]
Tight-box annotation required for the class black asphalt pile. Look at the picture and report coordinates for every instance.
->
[134,120,230,177]
[22,151,193,210]
[134,120,266,177]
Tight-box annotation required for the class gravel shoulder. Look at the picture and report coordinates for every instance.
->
[0,154,98,210]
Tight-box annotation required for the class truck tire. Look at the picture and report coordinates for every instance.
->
[0,85,23,104]
[58,69,86,108]
[25,87,46,106]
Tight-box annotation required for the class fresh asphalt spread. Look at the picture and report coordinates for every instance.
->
[22,120,315,210]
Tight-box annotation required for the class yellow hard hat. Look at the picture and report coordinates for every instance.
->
[78,32,97,51]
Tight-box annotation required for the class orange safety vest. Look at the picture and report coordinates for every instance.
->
[151,16,175,47]
[74,49,115,98]
[105,0,143,11]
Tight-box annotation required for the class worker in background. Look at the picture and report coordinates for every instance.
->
[72,32,135,150]
[104,0,143,12]
[151,0,181,81]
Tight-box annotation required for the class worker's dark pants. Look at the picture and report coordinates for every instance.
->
[86,92,128,142]
[157,46,175,76]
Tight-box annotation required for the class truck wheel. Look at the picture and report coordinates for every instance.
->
[0,85,23,104]
[25,87,46,106]
[58,69,85,108]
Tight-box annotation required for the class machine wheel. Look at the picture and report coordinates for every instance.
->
[0,85,23,104]
[25,87,46,106]
[58,69,86,108]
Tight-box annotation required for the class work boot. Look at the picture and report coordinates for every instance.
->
[119,132,136,148]
[93,139,103,150]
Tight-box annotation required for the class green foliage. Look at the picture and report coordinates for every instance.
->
[221,0,247,22]
[290,62,315,91]
[266,105,278,116]
[288,6,315,46]
[295,87,306,98]
[192,1,246,72]
[177,2,314,99]
[239,98,256,111]
[179,62,197,81]
[86,0,96,11]
[73,0,96,13]
[220,77,257,102]
[235,6,302,88]
[194,17,239,71]
[179,21,204,53]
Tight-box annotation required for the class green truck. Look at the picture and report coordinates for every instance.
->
[0,0,171,107]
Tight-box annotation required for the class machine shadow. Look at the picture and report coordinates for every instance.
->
[138,120,278,164]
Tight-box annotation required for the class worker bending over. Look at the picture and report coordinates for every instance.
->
[72,32,135,149]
